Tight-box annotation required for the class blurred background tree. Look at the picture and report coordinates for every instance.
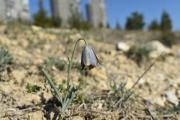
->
[50,17,62,27]
[115,22,121,30]
[148,19,160,31]
[160,11,172,32]
[160,31,175,47]
[33,0,61,28]
[159,11,174,47]
[106,22,111,29]
[33,0,49,27]
[68,10,91,30]
[125,12,145,30]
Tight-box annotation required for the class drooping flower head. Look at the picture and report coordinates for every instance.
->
[81,45,99,70]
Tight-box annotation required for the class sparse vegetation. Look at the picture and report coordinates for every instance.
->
[0,23,179,119]
[43,57,66,71]
[160,31,176,47]
[0,47,13,72]
[42,57,81,72]
[148,11,175,47]
[41,39,95,119]
[42,69,77,119]
[26,83,41,93]
[33,0,49,28]
[126,44,151,65]
[110,80,135,108]
[33,11,62,28]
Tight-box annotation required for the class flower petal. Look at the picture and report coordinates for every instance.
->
[81,46,98,69]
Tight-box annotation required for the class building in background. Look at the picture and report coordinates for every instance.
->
[86,0,107,28]
[0,0,30,22]
[50,0,80,26]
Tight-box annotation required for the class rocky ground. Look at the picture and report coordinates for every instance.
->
[0,24,179,120]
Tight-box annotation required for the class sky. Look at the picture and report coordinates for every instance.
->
[30,0,180,31]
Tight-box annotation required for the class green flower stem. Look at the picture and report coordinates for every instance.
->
[67,38,87,88]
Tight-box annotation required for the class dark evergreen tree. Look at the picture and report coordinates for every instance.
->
[33,0,48,27]
[149,19,160,30]
[68,9,80,28]
[160,11,172,31]
[125,12,145,30]
[51,17,62,27]
[68,9,91,30]
[160,31,175,47]
[33,0,61,28]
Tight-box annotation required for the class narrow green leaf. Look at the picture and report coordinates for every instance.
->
[41,68,63,105]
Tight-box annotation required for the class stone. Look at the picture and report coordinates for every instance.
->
[116,42,130,52]
[146,41,171,58]
[153,97,166,106]
[164,91,179,106]
[31,26,41,32]
[147,41,170,52]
